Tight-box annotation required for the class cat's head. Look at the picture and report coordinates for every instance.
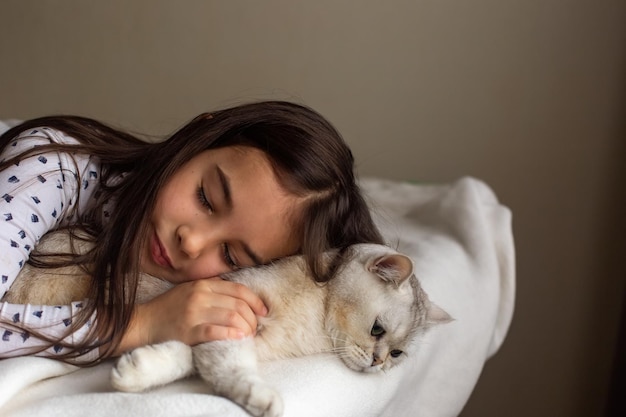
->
[325,244,451,373]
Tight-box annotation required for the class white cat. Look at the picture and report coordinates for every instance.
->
[3,232,451,417]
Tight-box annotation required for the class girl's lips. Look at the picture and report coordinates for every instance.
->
[151,232,173,269]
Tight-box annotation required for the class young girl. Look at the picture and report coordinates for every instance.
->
[0,101,383,364]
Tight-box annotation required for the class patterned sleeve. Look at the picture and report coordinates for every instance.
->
[0,127,103,362]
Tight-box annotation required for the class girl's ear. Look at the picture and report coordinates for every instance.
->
[367,254,414,285]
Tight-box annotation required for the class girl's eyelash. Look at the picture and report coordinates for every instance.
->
[222,243,240,270]
[196,186,213,212]
[196,186,237,270]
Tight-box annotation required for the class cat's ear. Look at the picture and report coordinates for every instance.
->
[417,285,453,326]
[368,254,414,286]
[426,301,453,326]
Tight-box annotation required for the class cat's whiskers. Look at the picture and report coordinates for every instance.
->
[320,334,350,344]
[318,345,352,354]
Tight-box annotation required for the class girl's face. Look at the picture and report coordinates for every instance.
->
[140,146,302,283]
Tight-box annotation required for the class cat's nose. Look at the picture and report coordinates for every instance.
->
[371,354,384,367]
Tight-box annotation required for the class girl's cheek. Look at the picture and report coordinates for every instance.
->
[186,261,222,280]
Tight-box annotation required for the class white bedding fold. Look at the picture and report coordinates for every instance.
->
[0,173,515,417]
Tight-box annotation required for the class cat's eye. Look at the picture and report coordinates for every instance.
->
[371,320,385,338]
[390,349,403,358]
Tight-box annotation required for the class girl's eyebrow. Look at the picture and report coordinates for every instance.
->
[216,165,263,265]
[216,166,232,209]
[243,243,263,266]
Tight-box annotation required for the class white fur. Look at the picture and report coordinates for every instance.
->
[8,234,451,417]
[111,340,194,392]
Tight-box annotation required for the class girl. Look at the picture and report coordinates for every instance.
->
[0,101,383,364]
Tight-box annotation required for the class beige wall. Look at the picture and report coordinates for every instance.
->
[1,1,625,416]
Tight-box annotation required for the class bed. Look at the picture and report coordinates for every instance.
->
[0,120,515,417]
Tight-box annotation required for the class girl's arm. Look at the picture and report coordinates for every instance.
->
[0,301,98,361]
[0,128,101,361]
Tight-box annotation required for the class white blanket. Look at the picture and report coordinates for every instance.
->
[0,119,515,417]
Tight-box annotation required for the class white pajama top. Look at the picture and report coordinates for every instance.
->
[0,127,113,362]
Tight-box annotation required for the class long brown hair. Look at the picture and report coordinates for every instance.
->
[0,100,383,362]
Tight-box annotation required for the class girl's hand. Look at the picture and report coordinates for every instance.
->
[112,278,267,356]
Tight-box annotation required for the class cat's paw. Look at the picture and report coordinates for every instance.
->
[227,377,284,417]
[110,347,154,392]
[111,341,193,392]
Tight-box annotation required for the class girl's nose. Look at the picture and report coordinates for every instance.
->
[177,225,209,260]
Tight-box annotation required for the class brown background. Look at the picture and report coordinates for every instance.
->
[1,1,625,416]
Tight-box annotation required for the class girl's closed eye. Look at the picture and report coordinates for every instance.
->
[196,185,239,270]
[196,185,213,212]
[222,243,240,270]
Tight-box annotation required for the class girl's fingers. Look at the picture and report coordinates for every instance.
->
[128,278,267,350]
[195,295,258,337]
[192,323,247,344]
[204,278,268,317]
[184,279,261,334]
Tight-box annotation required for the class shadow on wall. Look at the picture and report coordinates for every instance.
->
[604,88,626,417]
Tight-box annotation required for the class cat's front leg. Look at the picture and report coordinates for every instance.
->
[111,340,194,392]
[193,338,283,417]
